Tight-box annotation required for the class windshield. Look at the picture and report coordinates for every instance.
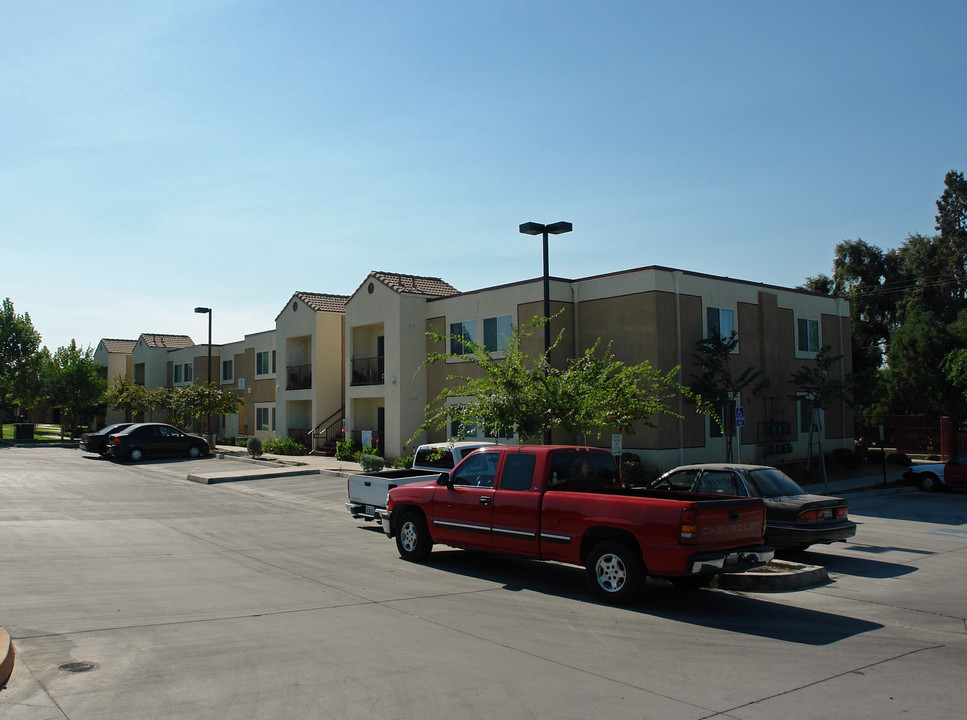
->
[746,468,805,497]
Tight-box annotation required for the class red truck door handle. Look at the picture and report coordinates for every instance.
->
[479,497,492,506]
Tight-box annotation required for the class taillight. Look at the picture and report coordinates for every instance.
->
[799,505,848,523]
[111,437,120,445]
[680,508,698,544]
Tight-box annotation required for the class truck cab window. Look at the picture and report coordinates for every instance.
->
[451,453,498,488]
[499,453,537,491]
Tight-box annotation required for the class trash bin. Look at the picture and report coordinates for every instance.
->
[14,423,34,440]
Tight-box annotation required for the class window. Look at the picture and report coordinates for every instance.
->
[256,351,272,375]
[184,363,193,382]
[500,453,537,491]
[173,363,192,384]
[799,397,819,433]
[484,315,513,353]
[710,400,736,438]
[450,452,499,487]
[450,321,476,356]
[696,471,740,495]
[706,307,735,340]
[173,364,183,383]
[450,418,477,439]
[256,407,270,431]
[222,359,233,381]
[797,318,820,353]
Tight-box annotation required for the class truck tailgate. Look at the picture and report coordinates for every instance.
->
[694,498,766,548]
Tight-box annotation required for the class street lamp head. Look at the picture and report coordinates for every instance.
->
[519,221,572,235]
[194,307,211,314]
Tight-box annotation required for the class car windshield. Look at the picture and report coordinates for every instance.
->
[745,468,805,497]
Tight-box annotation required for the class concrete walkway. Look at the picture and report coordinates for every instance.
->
[186,445,365,484]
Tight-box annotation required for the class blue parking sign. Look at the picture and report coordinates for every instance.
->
[735,407,745,427]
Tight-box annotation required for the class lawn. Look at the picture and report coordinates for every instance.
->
[1,423,73,442]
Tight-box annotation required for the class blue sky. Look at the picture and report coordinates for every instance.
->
[3,0,965,351]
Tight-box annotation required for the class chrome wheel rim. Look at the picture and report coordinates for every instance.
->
[595,553,627,593]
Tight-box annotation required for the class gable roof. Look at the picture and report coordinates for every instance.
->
[369,271,459,298]
[99,338,137,354]
[137,333,195,349]
[294,291,349,314]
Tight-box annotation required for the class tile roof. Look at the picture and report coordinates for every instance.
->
[100,338,137,354]
[294,291,349,313]
[370,271,460,297]
[138,333,195,349]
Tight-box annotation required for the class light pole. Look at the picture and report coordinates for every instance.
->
[194,306,212,444]
[519,221,572,444]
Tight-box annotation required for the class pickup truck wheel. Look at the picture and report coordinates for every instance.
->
[396,511,432,562]
[586,541,643,604]
[918,473,940,492]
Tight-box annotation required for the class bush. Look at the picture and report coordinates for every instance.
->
[390,456,413,469]
[867,449,885,464]
[246,437,262,458]
[886,451,911,466]
[262,436,307,456]
[359,453,385,471]
[335,438,356,461]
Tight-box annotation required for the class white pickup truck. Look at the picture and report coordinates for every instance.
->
[345,441,493,522]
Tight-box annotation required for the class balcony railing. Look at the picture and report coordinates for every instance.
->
[286,364,312,390]
[351,356,384,386]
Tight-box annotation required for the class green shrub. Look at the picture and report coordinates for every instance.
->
[352,442,377,462]
[390,455,413,469]
[886,451,911,466]
[262,436,307,456]
[246,437,263,458]
[335,438,356,461]
[360,454,385,471]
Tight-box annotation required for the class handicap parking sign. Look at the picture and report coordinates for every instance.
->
[735,407,745,427]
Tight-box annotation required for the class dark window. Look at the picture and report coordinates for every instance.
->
[500,453,537,491]
[547,452,619,490]
[696,471,740,495]
[415,447,456,470]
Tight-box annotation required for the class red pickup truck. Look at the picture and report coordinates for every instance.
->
[378,445,773,603]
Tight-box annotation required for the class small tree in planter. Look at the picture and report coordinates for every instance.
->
[247,436,263,459]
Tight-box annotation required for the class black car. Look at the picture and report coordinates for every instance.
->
[649,463,857,552]
[79,423,134,456]
[106,423,210,462]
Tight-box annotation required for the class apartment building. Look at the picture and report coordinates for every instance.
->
[344,266,853,467]
[93,338,136,424]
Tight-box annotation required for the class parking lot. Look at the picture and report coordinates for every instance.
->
[1,446,966,719]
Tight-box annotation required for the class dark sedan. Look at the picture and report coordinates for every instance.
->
[649,463,857,552]
[79,423,133,456]
[107,423,210,462]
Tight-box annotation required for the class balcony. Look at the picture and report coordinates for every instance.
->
[286,364,312,390]
[351,356,384,386]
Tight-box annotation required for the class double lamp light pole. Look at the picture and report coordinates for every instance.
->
[518,220,573,444]
[194,306,213,444]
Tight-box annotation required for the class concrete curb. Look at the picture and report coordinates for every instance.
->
[187,468,322,485]
[0,627,13,688]
[717,559,829,592]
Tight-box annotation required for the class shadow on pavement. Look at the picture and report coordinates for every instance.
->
[422,549,883,646]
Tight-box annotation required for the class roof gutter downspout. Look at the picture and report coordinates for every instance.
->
[571,282,582,358]
[674,271,684,466]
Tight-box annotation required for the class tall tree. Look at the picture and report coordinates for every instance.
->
[166,382,243,431]
[48,341,107,438]
[0,298,42,424]
[105,376,167,421]
[690,331,770,462]
[416,316,697,444]
[935,169,967,304]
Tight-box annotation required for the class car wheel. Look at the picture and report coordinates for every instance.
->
[918,472,940,492]
[129,448,143,462]
[395,511,432,562]
[188,445,202,458]
[585,541,644,604]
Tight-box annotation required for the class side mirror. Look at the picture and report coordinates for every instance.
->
[437,473,453,488]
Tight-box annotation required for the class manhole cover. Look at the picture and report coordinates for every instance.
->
[58,662,99,673]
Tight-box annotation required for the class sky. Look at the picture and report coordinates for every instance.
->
[3,0,966,352]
